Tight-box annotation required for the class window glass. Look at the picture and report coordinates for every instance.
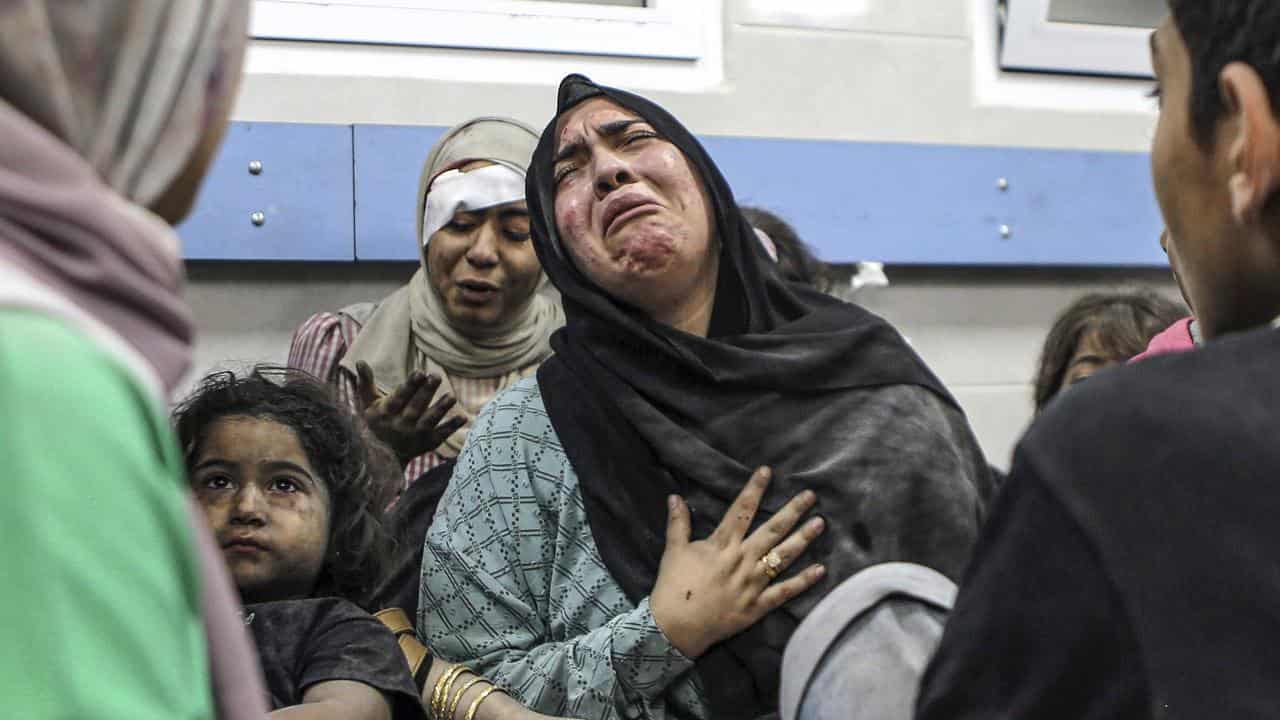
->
[250,0,708,67]
[1046,0,1165,29]
[544,0,645,5]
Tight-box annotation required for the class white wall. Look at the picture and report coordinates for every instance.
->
[186,262,1181,471]
[186,0,1179,470]
[235,0,1160,149]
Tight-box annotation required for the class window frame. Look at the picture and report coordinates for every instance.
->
[1000,0,1155,79]
[250,0,706,61]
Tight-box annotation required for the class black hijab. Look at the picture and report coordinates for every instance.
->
[529,75,986,719]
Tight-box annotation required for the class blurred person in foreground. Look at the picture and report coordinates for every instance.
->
[0,2,264,718]
[916,2,1280,717]
[784,3,1280,718]
[0,2,264,712]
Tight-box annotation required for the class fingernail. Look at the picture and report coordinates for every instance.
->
[668,495,680,510]
[801,490,816,505]
[814,564,826,577]
[809,517,826,532]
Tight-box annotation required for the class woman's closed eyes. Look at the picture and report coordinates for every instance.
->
[554,127,662,186]
[444,213,531,242]
[622,130,658,147]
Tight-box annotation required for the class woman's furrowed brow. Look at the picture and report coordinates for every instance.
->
[553,140,585,165]
[599,118,645,136]
[554,119,648,164]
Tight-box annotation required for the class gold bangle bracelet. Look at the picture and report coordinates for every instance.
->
[447,677,488,720]
[432,665,470,720]
[430,664,461,711]
[437,666,471,720]
[430,665,464,720]
[464,685,505,720]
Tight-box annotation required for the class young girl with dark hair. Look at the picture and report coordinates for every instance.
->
[175,367,424,720]
[176,367,568,720]
[1033,290,1186,412]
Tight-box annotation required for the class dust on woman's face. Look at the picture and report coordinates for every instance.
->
[551,98,716,318]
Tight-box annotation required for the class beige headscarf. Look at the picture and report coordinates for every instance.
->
[0,1,246,206]
[0,3,266,719]
[341,117,564,458]
[0,0,251,394]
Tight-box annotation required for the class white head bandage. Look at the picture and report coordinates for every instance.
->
[422,164,527,246]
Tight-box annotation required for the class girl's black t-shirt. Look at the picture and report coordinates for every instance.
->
[245,597,425,719]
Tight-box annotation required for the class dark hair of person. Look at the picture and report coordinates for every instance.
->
[173,366,398,608]
[1034,291,1187,412]
[740,205,830,290]
[1169,0,1280,148]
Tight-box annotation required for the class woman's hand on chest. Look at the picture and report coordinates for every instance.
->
[649,467,827,659]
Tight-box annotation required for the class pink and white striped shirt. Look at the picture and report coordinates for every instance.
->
[288,310,507,491]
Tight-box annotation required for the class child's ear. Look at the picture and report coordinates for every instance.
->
[1221,62,1280,225]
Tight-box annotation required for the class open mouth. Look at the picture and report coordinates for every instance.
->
[457,279,500,303]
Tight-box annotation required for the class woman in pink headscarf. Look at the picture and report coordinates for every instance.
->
[0,3,264,717]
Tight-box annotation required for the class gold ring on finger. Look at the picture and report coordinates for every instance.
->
[760,550,784,580]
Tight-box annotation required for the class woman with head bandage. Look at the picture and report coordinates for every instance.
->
[288,116,563,617]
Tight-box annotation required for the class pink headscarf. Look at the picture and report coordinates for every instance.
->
[0,3,266,718]
[1130,316,1198,364]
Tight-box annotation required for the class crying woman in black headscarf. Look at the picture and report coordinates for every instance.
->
[418,75,994,720]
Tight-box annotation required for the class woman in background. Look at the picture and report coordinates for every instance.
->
[0,2,263,717]
[1034,290,1186,412]
[289,118,564,618]
[290,117,561,487]
[740,205,831,290]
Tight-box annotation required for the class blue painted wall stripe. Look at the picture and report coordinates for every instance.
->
[181,121,1166,267]
[701,136,1164,266]
[179,122,355,261]
[354,124,446,261]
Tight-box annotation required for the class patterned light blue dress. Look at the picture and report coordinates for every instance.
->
[419,378,709,720]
